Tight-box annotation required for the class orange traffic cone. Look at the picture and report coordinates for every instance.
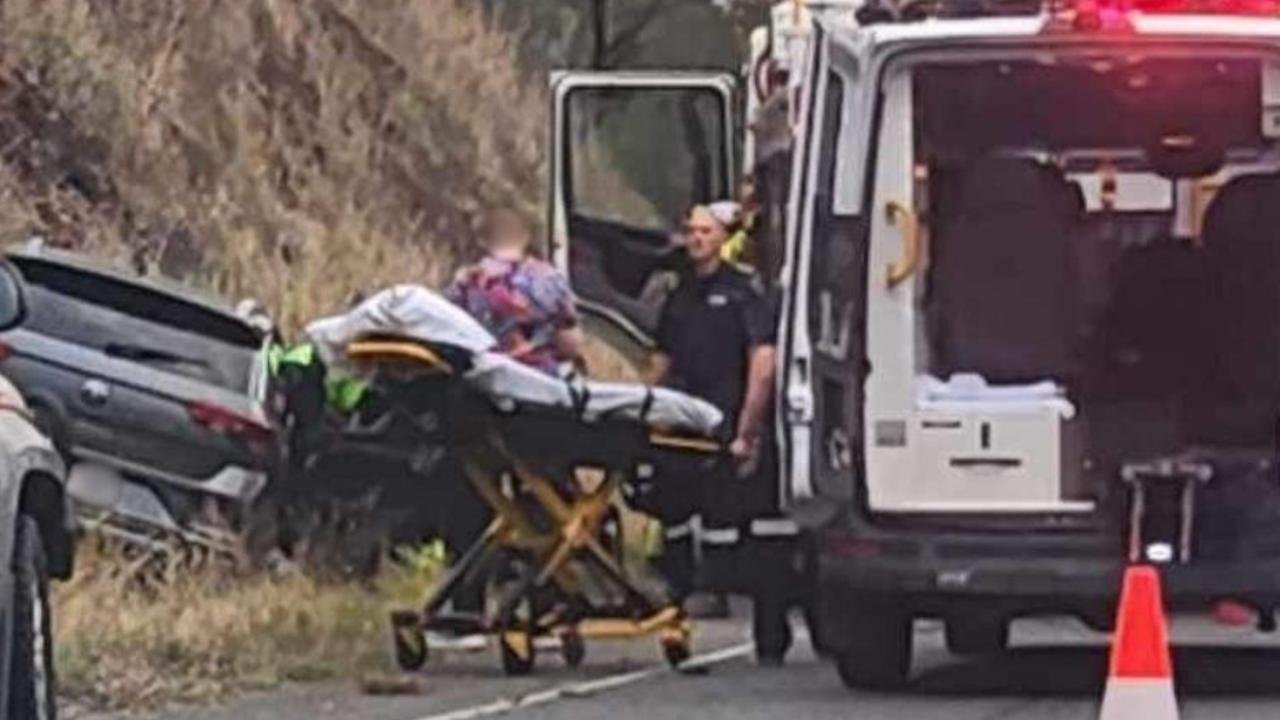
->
[1099,565,1179,719]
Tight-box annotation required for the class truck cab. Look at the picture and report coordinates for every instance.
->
[552,0,1280,693]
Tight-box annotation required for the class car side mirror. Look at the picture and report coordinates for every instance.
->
[0,261,28,331]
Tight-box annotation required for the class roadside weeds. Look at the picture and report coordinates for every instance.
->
[53,538,442,712]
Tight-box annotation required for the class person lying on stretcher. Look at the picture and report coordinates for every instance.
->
[305,285,725,439]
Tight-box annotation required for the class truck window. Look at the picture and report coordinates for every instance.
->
[560,84,733,339]
[566,86,729,232]
[12,258,260,392]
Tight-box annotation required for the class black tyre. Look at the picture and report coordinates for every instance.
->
[661,632,692,668]
[835,596,912,691]
[561,630,586,668]
[9,516,55,720]
[944,616,1009,656]
[391,618,429,672]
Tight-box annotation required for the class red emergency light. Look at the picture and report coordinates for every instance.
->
[1048,0,1280,33]
[1045,0,1135,32]
[1133,0,1280,13]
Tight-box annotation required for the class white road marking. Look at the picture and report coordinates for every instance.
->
[409,641,755,720]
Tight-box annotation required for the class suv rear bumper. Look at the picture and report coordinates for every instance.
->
[75,445,270,502]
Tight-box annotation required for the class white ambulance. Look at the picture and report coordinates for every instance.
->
[551,0,1280,689]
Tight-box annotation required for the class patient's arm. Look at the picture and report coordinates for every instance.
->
[555,326,589,375]
[646,352,673,387]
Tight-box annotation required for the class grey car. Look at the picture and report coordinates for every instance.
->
[0,261,73,720]
[0,242,277,553]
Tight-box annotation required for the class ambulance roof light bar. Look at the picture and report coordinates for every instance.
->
[865,0,1280,24]
[1045,0,1133,32]
[1046,0,1280,33]
[1132,0,1280,13]
[1049,0,1280,17]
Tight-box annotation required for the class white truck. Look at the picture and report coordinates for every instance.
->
[550,0,1280,690]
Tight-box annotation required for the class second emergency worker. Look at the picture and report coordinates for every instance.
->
[649,203,778,628]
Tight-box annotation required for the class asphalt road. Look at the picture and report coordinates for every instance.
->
[73,608,1280,720]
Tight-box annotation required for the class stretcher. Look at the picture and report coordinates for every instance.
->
[306,287,727,675]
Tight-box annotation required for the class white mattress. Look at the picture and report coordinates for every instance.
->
[306,285,497,371]
[307,285,724,436]
[916,373,1076,419]
[467,353,723,435]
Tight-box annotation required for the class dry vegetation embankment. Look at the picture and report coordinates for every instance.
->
[0,1,651,711]
[0,0,547,711]
[55,538,443,711]
[0,0,547,331]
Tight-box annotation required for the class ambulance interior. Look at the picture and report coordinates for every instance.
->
[898,53,1280,540]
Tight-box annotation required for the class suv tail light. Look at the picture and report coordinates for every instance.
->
[188,401,276,456]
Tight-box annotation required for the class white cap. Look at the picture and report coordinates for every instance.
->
[706,201,742,229]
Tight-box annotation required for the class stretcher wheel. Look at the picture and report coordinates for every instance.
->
[500,631,536,676]
[661,636,691,668]
[392,625,429,671]
[561,630,586,668]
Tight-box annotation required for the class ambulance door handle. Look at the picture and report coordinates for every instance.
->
[786,357,812,422]
[950,457,1023,469]
[885,201,921,289]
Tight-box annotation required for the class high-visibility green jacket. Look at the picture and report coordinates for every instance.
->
[268,342,368,414]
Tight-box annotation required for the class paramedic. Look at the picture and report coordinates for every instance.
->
[649,203,777,626]
[447,208,588,376]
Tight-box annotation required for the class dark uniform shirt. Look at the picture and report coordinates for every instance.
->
[656,264,777,430]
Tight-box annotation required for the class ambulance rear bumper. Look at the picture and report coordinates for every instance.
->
[815,518,1280,634]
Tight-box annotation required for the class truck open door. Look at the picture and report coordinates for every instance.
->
[550,72,736,367]
[778,23,867,521]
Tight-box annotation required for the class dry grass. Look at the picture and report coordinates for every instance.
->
[0,0,548,331]
[0,2,665,711]
[54,537,443,711]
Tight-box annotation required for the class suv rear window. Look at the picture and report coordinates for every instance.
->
[12,257,261,392]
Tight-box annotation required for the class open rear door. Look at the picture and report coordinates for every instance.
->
[778,25,830,512]
[779,22,873,523]
[550,72,736,366]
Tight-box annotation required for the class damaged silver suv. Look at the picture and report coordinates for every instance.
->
[0,242,276,554]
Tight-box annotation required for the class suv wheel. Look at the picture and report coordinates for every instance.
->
[835,595,912,690]
[945,616,1009,656]
[9,516,55,720]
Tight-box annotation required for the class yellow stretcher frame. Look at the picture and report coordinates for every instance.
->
[349,339,714,675]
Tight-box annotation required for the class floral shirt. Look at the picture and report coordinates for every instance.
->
[446,255,579,375]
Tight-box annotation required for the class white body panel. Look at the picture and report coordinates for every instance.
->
[779,11,1280,516]
[861,66,923,510]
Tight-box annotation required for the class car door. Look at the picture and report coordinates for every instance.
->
[549,71,737,367]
